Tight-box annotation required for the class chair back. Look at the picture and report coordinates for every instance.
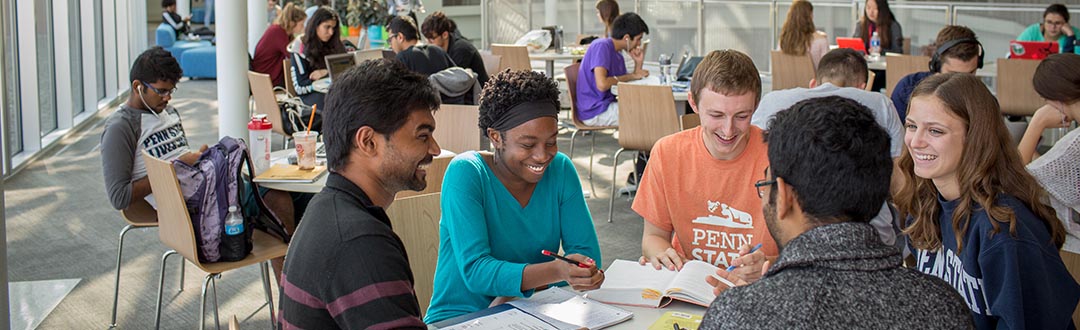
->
[480,52,502,77]
[770,50,815,91]
[385,192,442,316]
[680,113,700,130]
[564,63,617,130]
[997,58,1043,116]
[885,54,930,96]
[229,315,241,330]
[864,70,876,91]
[396,155,453,199]
[247,71,289,138]
[616,84,681,151]
[902,37,911,55]
[490,44,531,72]
[433,104,482,154]
[142,151,201,266]
[282,59,297,97]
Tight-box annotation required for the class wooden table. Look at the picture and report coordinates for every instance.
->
[865,56,997,77]
[529,51,585,77]
[259,148,456,193]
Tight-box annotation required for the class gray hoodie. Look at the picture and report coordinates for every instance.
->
[429,67,479,105]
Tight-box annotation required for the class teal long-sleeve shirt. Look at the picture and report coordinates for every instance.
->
[424,151,602,324]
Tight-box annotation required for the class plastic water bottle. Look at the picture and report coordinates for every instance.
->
[225,206,244,236]
[658,53,672,85]
[869,31,882,60]
[248,115,272,175]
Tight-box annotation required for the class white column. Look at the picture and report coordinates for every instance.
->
[217,0,249,139]
[178,0,190,17]
[248,0,268,55]
[544,0,556,26]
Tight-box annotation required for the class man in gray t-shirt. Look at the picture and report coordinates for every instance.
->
[752,48,904,247]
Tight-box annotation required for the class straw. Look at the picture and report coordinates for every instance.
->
[306,104,317,134]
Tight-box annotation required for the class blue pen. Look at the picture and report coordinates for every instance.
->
[725,243,763,272]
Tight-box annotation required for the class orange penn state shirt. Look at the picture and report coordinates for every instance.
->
[632,126,778,268]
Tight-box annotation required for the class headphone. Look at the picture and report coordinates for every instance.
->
[929,38,984,73]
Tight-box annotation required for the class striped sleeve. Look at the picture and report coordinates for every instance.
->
[290,53,315,96]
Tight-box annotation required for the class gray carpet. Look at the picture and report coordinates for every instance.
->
[4,78,648,329]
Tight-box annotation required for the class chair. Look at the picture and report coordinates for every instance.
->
[143,151,286,330]
[564,63,617,195]
[396,154,453,199]
[902,37,911,55]
[864,71,876,91]
[490,44,531,72]
[770,50,815,91]
[997,58,1043,116]
[385,192,442,316]
[154,23,211,59]
[248,71,293,149]
[110,199,185,328]
[282,59,297,97]
[181,46,218,79]
[680,113,700,130]
[885,55,930,97]
[480,52,502,77]
[433,104,482,154]
[608,84,682,222]
[228,315,241,330]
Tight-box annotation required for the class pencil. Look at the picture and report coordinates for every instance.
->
[541,250,591,268]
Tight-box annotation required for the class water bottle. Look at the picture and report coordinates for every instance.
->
[225,206,244,236]
[658,53,672,85]
[869,31,882,60]
[248,115,272,175]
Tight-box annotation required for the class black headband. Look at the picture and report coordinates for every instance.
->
[489,100,560,132]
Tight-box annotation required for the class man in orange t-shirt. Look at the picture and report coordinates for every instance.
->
[633,50,775,285]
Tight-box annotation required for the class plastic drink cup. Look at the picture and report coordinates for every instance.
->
[293,131,319,170]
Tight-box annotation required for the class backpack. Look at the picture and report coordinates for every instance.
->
[173,136,291,263]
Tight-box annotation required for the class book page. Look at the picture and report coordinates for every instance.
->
[663,260,720,306]
[438,308,557,330]
[508,287,633,330]
[589,259,678,304]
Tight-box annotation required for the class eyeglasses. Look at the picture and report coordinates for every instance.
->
[141,82,177,97]
[754,167,775,199]
[1044,19,1067,26]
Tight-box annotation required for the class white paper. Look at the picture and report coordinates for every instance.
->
[509,287,633,330]
[438,309,556,330]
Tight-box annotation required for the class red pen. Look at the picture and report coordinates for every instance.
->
[541,250,591,268]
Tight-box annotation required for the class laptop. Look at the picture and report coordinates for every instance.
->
[836,37,867,53]
[324,53,356,82]
[354,49,397,63]
[1009,40,1059,60]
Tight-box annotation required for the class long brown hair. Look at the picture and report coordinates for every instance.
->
[1033,53,1080,104]
[897,73,1064,252]
[858,0,894,50]
[595,0,620,37]
[274,3,306,36]
[302,7,346,70]
[780,0,815,56]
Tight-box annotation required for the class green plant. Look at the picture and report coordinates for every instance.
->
[356,0,389,27]
[346,0,363,27]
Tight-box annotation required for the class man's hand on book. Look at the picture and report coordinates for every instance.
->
[565,254,604,291]
[706,260,770,296]
[728,244,767,283]
[638,248,686,271]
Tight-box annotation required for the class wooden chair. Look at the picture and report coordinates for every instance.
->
[110,199,185,328]
[608,84,681,222]
[433,104,482,154]
[396,154,454,199]
[902,37,911,55]
[770,50,815,91]
[143,151,286,330]
[490,44,531,72]
[248,71,293,149]
[864,71,876,91]
[228,315,241,330]
[282,59,297,97]
[564,63,617,196]
[480,52,502,77]
[680,113,700,130]
[997,58,1043,116]
[385,192,442,316]
[885,55,930,97]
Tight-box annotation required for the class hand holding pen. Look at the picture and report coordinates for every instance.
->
[542,250,605,291]
[726,243,768,283]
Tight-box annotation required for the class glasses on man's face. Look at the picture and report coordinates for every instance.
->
[754,167,775,199]
[1045,20,1066,26]
[142,82,177,97]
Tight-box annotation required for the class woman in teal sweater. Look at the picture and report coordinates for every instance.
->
[1016,4,1078,54]
[425,70,604,324]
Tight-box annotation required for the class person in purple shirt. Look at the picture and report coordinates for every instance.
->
[575,12,650,127]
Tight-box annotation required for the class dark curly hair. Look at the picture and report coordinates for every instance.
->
[478,69,560,133]
[130,46,182,84]
[421,11,456,39]
[303,7,346,70]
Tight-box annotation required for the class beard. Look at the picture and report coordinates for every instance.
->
[763,196,784,252]
[380,142,432,192]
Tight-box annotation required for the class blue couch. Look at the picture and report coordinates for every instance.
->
[155,23,211,59]
[180,46,217,79]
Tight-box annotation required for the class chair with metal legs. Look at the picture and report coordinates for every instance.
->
[109,199,185,328]
[563,63,618,196]
[143,151,287,330]
[606,84,681,222]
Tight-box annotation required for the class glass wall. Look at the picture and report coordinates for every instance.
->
[35,0,57,137]
[67,0,83,116]
[2,0,21,162]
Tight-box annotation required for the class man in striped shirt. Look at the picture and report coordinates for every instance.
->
[278,58,442,329]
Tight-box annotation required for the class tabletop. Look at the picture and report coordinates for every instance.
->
[259,148,456,193]
[610,76,690,102]
[528,51,586,61]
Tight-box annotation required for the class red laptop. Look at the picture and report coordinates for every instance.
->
[836,37,867,53]
[1009,41,1059,60]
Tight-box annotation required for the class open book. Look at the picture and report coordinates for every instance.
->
[586,259,732,308]
[252,164,327,183]
[433,287,633,330]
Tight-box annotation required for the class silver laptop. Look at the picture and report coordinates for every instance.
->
[324,53,356,82]
[354,49,397,63]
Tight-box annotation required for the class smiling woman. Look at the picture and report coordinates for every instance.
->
[424,70,604,324]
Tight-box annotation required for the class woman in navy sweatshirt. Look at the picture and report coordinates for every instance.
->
[897,72,1079,329]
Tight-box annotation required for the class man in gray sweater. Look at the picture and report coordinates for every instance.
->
[699,96,972,329]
